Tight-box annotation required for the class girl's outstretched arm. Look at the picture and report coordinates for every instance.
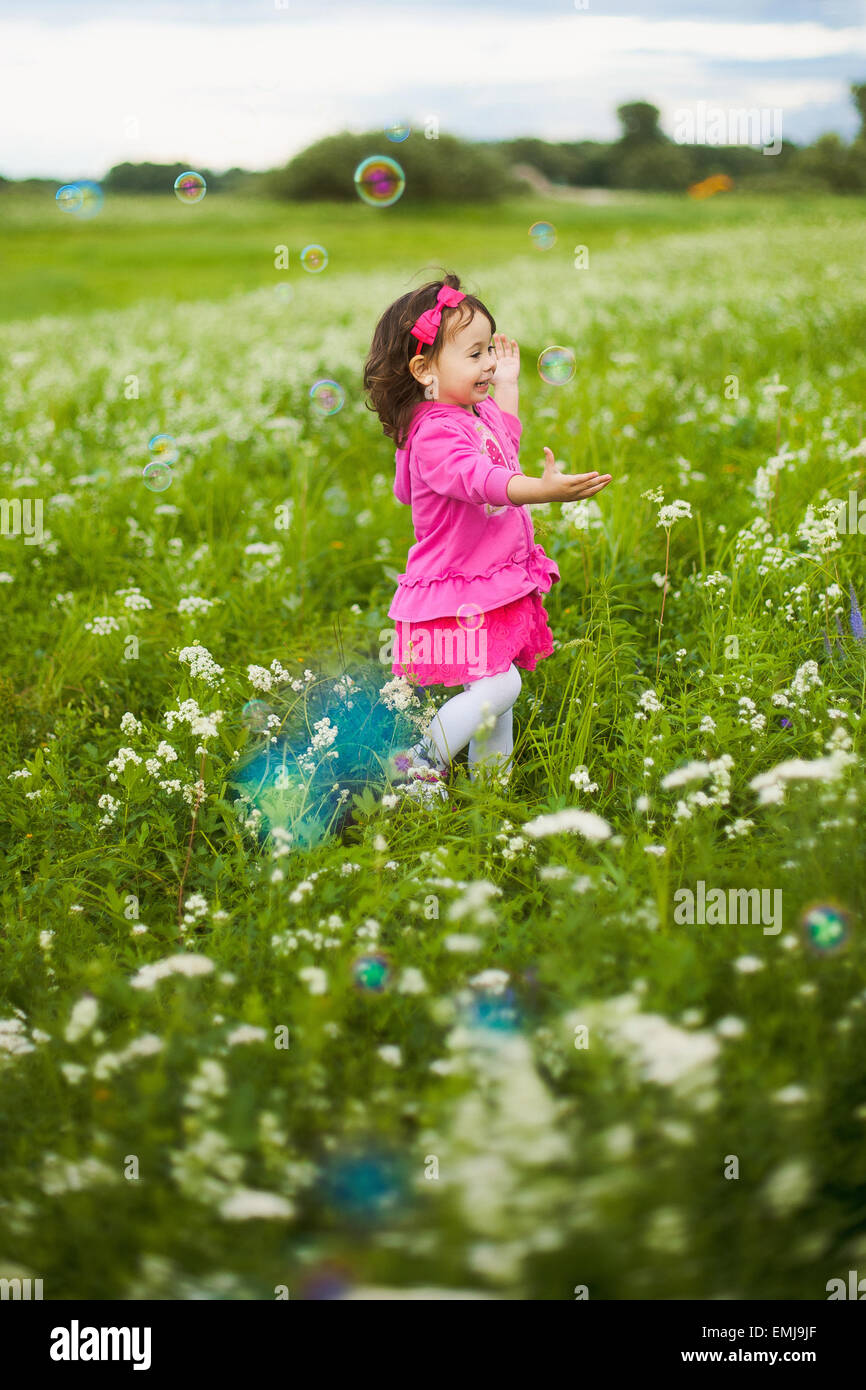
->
[506,447,612,504]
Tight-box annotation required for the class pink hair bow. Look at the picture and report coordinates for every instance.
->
[410,285,466,350]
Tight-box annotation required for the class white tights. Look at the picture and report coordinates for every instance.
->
[414,663,522,780]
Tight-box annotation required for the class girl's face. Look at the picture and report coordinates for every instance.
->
[411,308,496,409]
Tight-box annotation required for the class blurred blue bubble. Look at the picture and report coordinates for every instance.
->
[296,1262,354,1300]
[465,986,522,1033]
[321,1149,407,1224]
[229,662,415,851]
[352,952,391,992]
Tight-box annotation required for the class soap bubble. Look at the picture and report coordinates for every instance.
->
[352,952,391,992]
[74,181,104,218]
[56,181,103,218]
[310,379,345,416]
[242,700,273,733]
[300,244,328,273]
[322,1149,405,1222]
[538,346,576,385]
[384,121,410,143]
[800,901,850,955]
[465,986,522,1033]
[456,602,484,631]
[142,462,172,492]
[275,281,294,300]
[354,156,405,207]
[174,171,207,204]
[148,433,179,466]
[529,220,556,250]
[297,1262,354,1300]
[56,184,82,214]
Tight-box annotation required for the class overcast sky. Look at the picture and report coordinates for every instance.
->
[1,0,865,179]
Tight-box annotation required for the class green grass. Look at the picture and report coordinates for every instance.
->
[0,193,865,1300]
[2,188,862,321]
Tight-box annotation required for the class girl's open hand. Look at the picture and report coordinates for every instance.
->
[491,333,520,384]
[541,446,612,501]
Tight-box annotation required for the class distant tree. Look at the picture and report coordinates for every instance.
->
[104,162,197,193]
[616,102,666,146]
[609,142,692,190]
[607,100,693,188]
[851,82,866,138]
[495,137,614,187]
[797,131,866,193]
[495,138,579,184]
[102,161,246,193]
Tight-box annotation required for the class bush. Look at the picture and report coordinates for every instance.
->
[609,142,694,192]
[795,133,866,194]
[265,130,522,203]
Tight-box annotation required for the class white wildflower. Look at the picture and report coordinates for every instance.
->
[247,665,274,692]
[761,1159,812,1218]
[714,1016,746,1039]
[522,808,612,842]
[443,934,482,953]
[64,995,99,1043]
[298,966,328,995]
[177,642,224,686]
[469,969,510,995]
[219,1190,294,1221]
[85,616,120,635]
[733,955,764,974]
[130,954,215,990]
[226,1025,267,1046]
[657,499,692,529]
[397,968,428,995]
[569,765,599,794]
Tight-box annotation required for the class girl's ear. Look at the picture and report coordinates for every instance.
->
[408,352,429,385]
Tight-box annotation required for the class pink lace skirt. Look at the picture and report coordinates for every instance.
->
[390,589,555,688]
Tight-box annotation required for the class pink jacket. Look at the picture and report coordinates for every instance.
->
[387,397,560,622]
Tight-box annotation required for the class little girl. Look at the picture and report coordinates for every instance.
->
[363,271,612,785]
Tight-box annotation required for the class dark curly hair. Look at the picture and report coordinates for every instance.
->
[363,270,496,450]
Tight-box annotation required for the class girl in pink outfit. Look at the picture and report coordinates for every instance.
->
[363,271,612,783]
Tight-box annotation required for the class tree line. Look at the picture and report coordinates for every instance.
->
[3,86,865,199]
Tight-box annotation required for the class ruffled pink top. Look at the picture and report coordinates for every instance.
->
[387,397,560,622]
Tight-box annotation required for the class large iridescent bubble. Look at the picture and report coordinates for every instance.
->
[354,156,405,207]
[142,462,172,493]
[229,662,420,852]
[538,346,576,385]
[174,171,207,204]
[56,184,82,214]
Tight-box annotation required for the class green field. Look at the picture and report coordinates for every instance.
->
[1,188,859,320]
[1,190,865,1299]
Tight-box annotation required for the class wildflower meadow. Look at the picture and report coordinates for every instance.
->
[1,191,865,1301]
